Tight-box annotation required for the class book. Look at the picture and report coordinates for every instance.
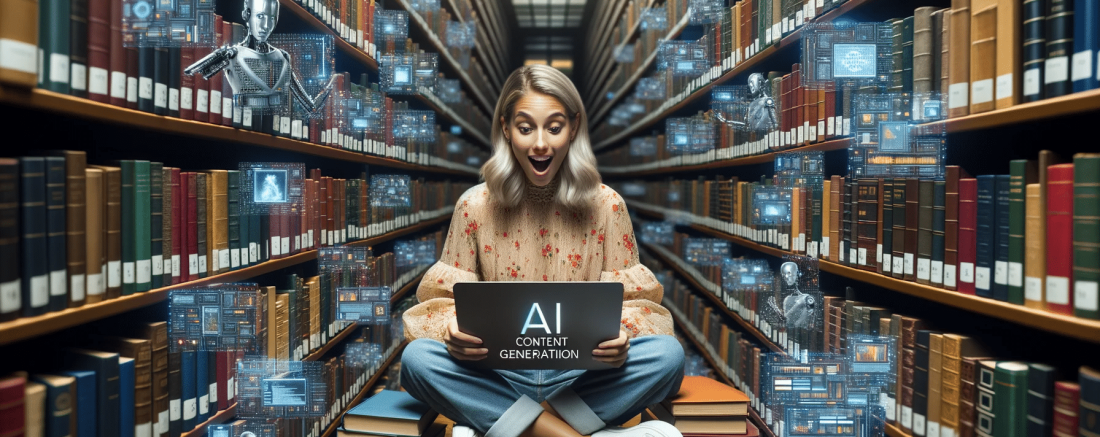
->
[1026,363,1058,437]
[1072,154,1100,319]
[914,330,932,436]
[932,180,946,286]
[88,335,153,437]
[994,362,1029,437]
[55,150,87,309]
[167,351,181,437]
[1046,163,1075,314]
[30,374,76,437]
[976,175,996,298]
[0,373,26,437]
[1025,184,1046,309]
[959,182,978,296]
[38,0,70,93]
[343,390,438,436]
[150,162,163,289]
[671,376,750,416]
[0,0,37,87]
[25,380,45,437]
[68,0,88,97]
[20,157,49,317]
[993,175,1011,302]
[1045,0,1074,97]
[1052,381,1079,437]
[94,165,122,299]
[914,7,936,94]
[1009,161,1038,304]
[893,178,907,279]
[1023,0,1046,102]
[85,167,105,304]
[969,0,997,113]
[671,417,748,435]
[119,161,136,295]
[995,0,1022,109]
[1071,0,1098,92]
[928,333,944,437]
[66,348,121,437]
[336,422,446,437]
[1080,366,1100,437]
[0,159,18,321]
[949,0,972,117]
[44,156,67,312]
[59,370,95,437]
[86,0,108,102]
[119,357,135,437]
[181,350,196,431]
[918,180,935,284]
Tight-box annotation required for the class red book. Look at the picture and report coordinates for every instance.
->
[87,0,111,103]
[179,48,194,120]
[0,373,26,437]
[170,168,181,284]
[1052,381,1079,437]
[319,177,329,246]
[312,179,321,248]
[215,350,228,411]
[1046,163,1075,315]
[186,172,199,282]
[126,48,139,109]
[944,166,964,291]
[959,178,978,295]
[207,17,224,126]
[193,45,210,123]
[108,0,126,107]
[219,20,232,128]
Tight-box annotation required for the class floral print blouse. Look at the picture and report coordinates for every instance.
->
[402,177,674,342]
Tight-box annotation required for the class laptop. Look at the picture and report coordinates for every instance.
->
[453,281,624,370]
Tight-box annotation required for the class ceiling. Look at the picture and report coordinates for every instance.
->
[512,0,587,68]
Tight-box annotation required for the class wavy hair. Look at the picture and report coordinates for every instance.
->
[481,64,601,210]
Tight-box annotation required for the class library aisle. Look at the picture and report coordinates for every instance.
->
[1,1,1098,437]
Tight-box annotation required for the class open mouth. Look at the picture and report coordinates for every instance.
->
[529,155,553,173]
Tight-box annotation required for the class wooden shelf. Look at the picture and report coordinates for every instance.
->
[321,341,407,437]
[668,305,777,437]
[601,137,850,177]
[279,0,379,71]
[886,423,911,437]
[631,203,1100,344]
[644,243,787,355]
[939,87,1100,132]
[0,86,479,176]
[0,214,451,346]
[181,403,238,437]
[395,0,496,115]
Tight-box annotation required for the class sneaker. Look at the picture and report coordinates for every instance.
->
[592,421,682,437]
[452,425,483,437]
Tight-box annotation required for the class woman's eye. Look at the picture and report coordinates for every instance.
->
[517,127,533,135]
[548,126,562,134]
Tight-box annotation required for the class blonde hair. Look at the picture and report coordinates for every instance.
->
[481,64,601,210]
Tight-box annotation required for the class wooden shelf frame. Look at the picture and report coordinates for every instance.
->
[320,341,408,437]
[586,0,659,94]
[631,204,1100,344]
[395,0,497,115]
[0,86,480,176]
[601,137,850,177]
[279,0,379,71]
[181,403,239,437]
[0,214,451,346]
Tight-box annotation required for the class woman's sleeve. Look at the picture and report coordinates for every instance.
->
[402,191,481,342]
[599,191,674,338]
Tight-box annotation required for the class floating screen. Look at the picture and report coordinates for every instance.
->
[121,0,217,47]
[775,151,825,187]
[336,287,392,323]
[168,284,264,353]
[711,83,780,134]
[658,40,709,77]
[635,77,665,100]
[683,238,730,266]
[239,162,305,215]
[629,137,658,156]
[236,360,327,418]
[722,259,772,292]
[801,22,893,88]
[764,354,848,405]
[445,20,476,49]
[640,7,668,30]
[665,116,715,154]
[374,9,409,52]
[208,421,279,437]
[615,44,635,63]
[689,0,724,24]
[369,175,412,207]
[641,222,674,245]
[752,186,792,226]
[392,110,437,142]
[849,93,946,179]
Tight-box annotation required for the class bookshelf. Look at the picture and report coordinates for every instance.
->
[319,341,408,437]
[411,88,493,148]
[585,0,659,100]
[601,137,849,176]
[180,403,239,437]
[278,0,380,71]
[301,272,422,362]
[0,214,450,346]
[630,204,1100,344]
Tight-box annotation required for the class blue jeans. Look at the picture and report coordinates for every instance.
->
[400,336,686,437]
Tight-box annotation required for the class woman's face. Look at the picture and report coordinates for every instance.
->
[502,90,577,187]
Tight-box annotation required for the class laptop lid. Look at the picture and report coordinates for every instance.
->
[453,281,623,370]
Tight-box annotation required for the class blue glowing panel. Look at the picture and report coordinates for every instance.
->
[832,44,877,78]
[877,122,910,152]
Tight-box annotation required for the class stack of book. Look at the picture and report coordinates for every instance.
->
[338,390,443,437]
[647,376,757,437]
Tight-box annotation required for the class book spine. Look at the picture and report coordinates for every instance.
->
[894,178,908,277]
[162,167,173,286]
[905,179,920,281]
[61,151,86,308]
[228,171,240,270]
[1047,164,1075,314]
[44,157,67,312]
[1009,161,1037,304]
[1079,367,1100,437]
[135,161,151,292]
[196,173,207,278]
[19,158,49,316]
[883,178,894,276]
[120,357,135,437]
[960,178,978,295]
[914,7,936,94]
[993,363,1029,437]
[976,176,996,298]
[949,0,972,117]
[1045,0,1074,97]
[977,361,998,437]
[120,161,136,295]
[208,18,224,126]
[1024,0,1047,102]
[39,0,70,93]
[960,358,979,437]
[1025,183,1047,309]
[914,330,932,437]
[68,0,87,97]
[107,0,126,105]
[101,167,121,299]
[994,175,1012,301]
[969,0,997,114]
[1026,364,1057,437]
[0,160,20,321]
[929,334,944,437]
[167,350,181,437]
[65,371,95,437]
[933,180,946,286]
[948,170,966,291]
[1072,154,1100,319]
[995,0,1022,109]
[84,169,104,304]
[857,179,879,270]
[180,350,196,431]
[86,0,109,101]
[137,47,154,112]
[1072,0,1098,92]
[150,163,163,289]
[918,180,935,284]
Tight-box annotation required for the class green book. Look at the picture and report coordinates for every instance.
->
[1073,154,1100,319]
[150,162,163,289]
[134,161,151,292]
[993,362,1029,437]
[119,161,136,295]
[227,170,240,270]
[1008,160,1037,304]
[38,0,70,93]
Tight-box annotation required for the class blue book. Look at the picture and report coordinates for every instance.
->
[343,389,439,435]
[65,348,120,437]
[993,175,1012,302]
[975,175,997,298]
[119,357,135,437]
[1073,0,1099,91]
[60,370,96,437]
[31,374,76,437]
[181,350,196,431]
[195,350,209,423]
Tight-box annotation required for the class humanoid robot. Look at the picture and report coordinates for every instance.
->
[184,0,334,112]
[713,73,778,132]
[767,261,816,328]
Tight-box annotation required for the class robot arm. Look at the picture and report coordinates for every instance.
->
[288,72,336,113]
[184,46,238,80]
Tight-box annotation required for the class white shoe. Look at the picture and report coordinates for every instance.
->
[452,425,482,437]
[592,421,683,437]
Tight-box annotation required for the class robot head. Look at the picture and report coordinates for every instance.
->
[242,0,279,43]
[748,73,766,95]
[780,261,799,286]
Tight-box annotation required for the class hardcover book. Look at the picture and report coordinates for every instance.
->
[343,389,438,435]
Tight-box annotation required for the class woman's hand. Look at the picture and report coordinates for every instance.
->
[444,318,487,361]
[592,329,630,367]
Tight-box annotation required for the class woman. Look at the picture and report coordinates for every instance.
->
[400,65,685,437]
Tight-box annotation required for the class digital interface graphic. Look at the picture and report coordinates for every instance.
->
[168,284,265,353]
[236,360,327,418]
[239,162,305,214]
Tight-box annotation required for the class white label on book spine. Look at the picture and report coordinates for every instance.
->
[972,79,994,104]
[280,117,291,134]
[183,398,196,420]
[49,54,70,84]
[884,254,893,273]
[976,266,991,291]
[243,108,252,127]
[169,399,180,420]
[1024,68,1041,96]
[219,249,230,270]
[960,262,975,283]
[210,90,222,114]
[859,248,868,266]
[164,258,172,279]
[942,427,956,437]
[995,74,1013,100]
[87,273,103,296]
[928,421,941,437]
[137,259,151,283]
[157,409,168,434]
[915,414,927,436]
[1009,262,1023,287]
[196,89,208,113]
[198,394,209,415]
[123,262,135,284]
[918,258,931,280]
[249,243,258,263]
[223,98,232,119]
[127,77,137,102]
[932,261,944,284]
[1046,276,1068,302]
[822,237,830,257]
[902,406,913,429]
[154,83,167,108]
[181,86,193,110]
[188,254,197,274]
[136,422,151,437]
[281,236,289,254]
[1026,276,1044,302]
[209,382,216,403]
[169,88,179,111]
[905,253,915,275]
[108,260,121,287]
[89,66,109,95]
[1073,50,1093,81]
[111,71,127,99]
[0,39,37,74]
[29,274,47,307]
[70,63,86,90]
[948,82,968,108]
[1074,280,1098,311]
[1,279,20,313]
[152,255,163,276]
[138,77,153,100]
[231,249,240,268]
[198,255,206,274]
[995,260,1008,285]
[270,236,280,256]
[48,270,65,297]
[228,376,235,399]
[1045,56,1069,83]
